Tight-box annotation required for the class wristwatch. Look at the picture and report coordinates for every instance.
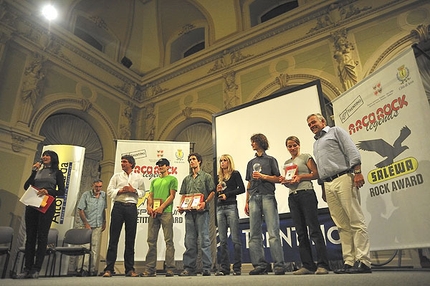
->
[353,168,362,174]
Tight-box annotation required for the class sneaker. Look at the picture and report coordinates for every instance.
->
[179,269,196,276]
[102,270,112,277]
[293,267,314,275]
[215,270,230,276]
[274,267,285,275]
[347,262,372,274]
[28,270,39,279]
[14,270,30,279]
[315,267,329,274]
[12,270,30,279]
[249,267,268,275]
[141,271,156,277]
[233,270,241,276]
[165,270,175,277]
[125,270,140,277]
[202,269,211,276]
[333,264,353,274]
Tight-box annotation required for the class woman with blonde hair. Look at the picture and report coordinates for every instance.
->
[215,154,245,276]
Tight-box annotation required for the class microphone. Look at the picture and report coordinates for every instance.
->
[33,160,43,171]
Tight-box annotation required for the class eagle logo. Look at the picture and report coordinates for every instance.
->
[356,126,411,168]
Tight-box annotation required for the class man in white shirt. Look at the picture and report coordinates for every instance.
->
[102,155,145,277]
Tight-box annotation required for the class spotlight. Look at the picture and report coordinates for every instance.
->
[42,5,58,21]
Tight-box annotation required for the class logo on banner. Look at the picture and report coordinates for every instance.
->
[175,149,185,162]
[157,150,164,157]
[54,162,73,224]
[357,126,411,168]
[123,149,147,159]
[347,95,408,134]
[356,126,422,196]
[396,65,410,84]
[373,82,382,96]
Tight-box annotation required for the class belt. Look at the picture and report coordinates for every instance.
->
[114,201,136,207]
[290,189,313,195]
[322,169,351,182]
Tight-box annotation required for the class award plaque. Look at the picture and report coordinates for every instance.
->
[284,163,298,180]
[180,194,204,210]
[153,198,162,209]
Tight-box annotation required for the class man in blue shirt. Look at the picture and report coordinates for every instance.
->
[77,179,107,276]
[307,113,371,274]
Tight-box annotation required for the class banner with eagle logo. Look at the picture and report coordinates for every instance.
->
[332,48,430,251]
[114,140,190,261]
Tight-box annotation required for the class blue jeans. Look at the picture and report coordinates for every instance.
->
[217,204,242,272]
[183,211,212,272]
[249,193,285,269]
[289,190,329,271]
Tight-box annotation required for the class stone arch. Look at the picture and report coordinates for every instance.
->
[157,107,215,140]
[29,97,117,164]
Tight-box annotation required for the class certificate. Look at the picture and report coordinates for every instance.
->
[180,194,204,210]
[153,198,162,209]
[20,185,55,213]
[20,185,43,207]
[284,163,298,180]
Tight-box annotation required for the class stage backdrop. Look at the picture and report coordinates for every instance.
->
[332,48,430,251]
[213,80,327,218]
[114,140,190,261]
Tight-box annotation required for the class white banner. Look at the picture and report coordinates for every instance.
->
[43,144,85,274]
[332,48,430,251]
[114,140,190,261]
[43,145,85,234]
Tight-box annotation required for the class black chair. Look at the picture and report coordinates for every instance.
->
[0,226,14,279]
[55,229,92,276]
[11,228,58,277]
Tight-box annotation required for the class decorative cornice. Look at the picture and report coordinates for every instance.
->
[252,74,341,101]
[368,34,414,75]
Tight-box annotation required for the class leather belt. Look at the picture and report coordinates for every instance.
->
[290,189,313,195]
[322,169,351,182]
[114,201,136,207]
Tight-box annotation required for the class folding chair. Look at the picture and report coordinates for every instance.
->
[55,229,92,276]
[0,226,13,279]
[11,228,58,277]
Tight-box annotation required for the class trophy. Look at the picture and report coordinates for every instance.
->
[253,163,262,173]
[218,181,227,202]
[220,181,227,190]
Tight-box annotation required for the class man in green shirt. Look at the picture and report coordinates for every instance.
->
[142,158,178,277]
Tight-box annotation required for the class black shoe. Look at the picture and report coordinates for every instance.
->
[274,267,285,275]
[249,267,268,275]
[14,270,30,279]
[347,262,372,274]
[333,264,353,274]
[233,270,241,275]
[215,270,230,276]
[202,270,211,276]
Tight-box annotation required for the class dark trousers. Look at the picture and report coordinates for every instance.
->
[288,190,330,271]
[104,203,137,273]
[24,203,55,271]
